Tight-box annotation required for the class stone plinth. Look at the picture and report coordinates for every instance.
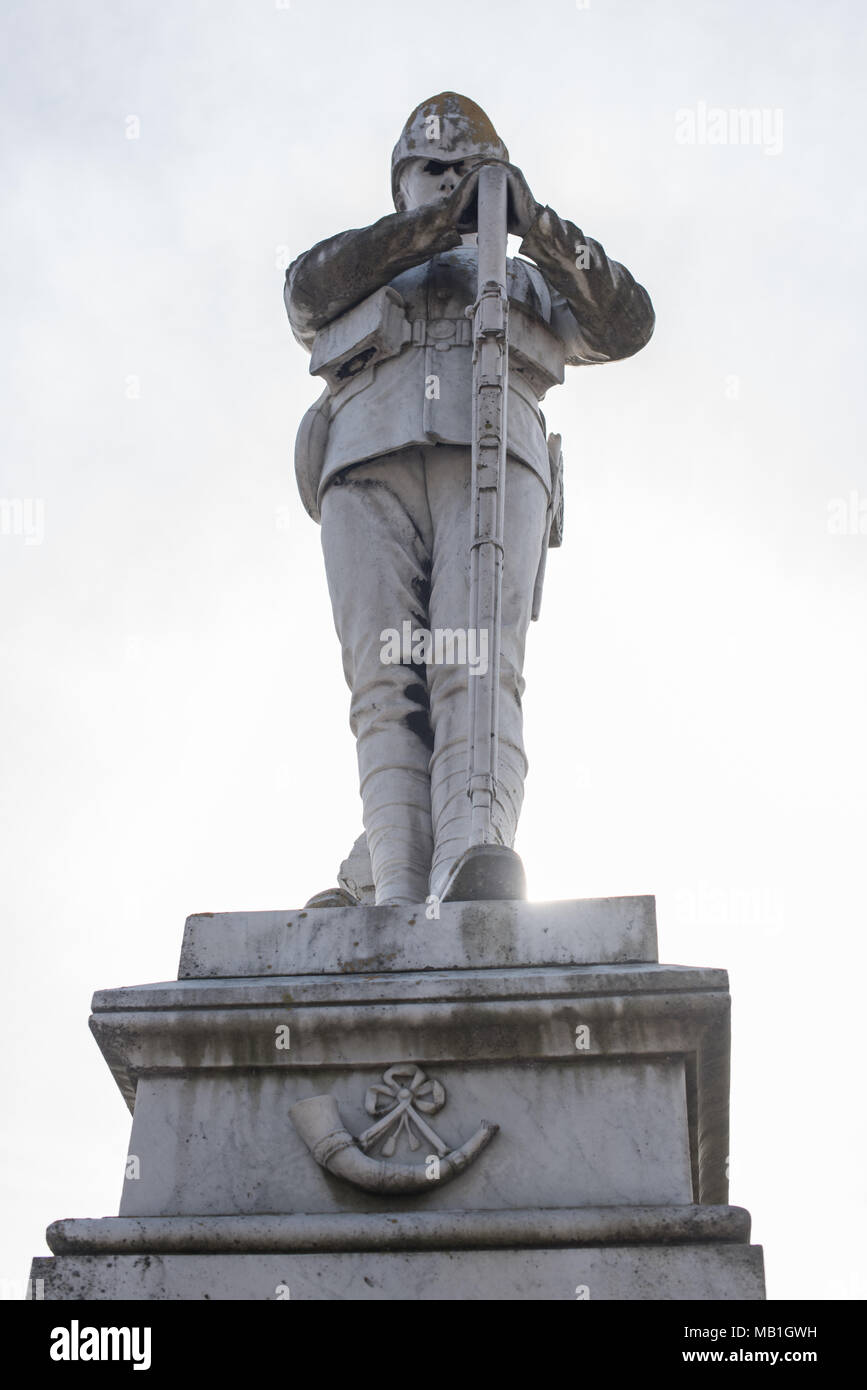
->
[29,896,766,1300]
[178,895,658,977]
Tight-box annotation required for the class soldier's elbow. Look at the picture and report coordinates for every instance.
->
[613,288,656,359]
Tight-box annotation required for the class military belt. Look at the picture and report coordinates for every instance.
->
[408,317,473,349]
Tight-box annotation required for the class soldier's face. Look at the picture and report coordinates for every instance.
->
[399,156,482,210]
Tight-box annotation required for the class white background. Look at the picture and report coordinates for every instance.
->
[1,0,865,1301]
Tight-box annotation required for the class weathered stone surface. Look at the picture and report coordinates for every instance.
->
[46,1206,753,1254]
[25,895,764,1300]
[117,1062,693,1217]
[338,833,375,905]
[94,961,721,1013]
[30,1246,765,1300]
[89,955,731,1210]
[178,896,658,977]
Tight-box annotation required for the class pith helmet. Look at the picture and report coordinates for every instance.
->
[391,92,509,208]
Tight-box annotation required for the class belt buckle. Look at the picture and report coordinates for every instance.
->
[428,320,456,350]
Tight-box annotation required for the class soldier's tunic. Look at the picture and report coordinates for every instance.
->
[285,200,654,904]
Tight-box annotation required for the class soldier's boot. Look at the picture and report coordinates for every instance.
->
[304,833,375,909]
[304,887,360,909]
[439,844,526,903]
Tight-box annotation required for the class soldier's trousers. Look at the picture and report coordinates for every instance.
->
[320,443,550,905]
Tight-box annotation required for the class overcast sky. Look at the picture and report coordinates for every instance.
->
[1,0,865,1301]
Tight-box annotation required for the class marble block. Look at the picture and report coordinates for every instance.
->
[31,1245,765,1301]
[178,895,658,977]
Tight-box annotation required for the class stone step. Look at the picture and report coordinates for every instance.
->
[179,895,658,978]
[45,1205,752,1254]
[30,1245,766,1301]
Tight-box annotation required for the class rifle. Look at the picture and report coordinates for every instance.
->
[466,163,510,847]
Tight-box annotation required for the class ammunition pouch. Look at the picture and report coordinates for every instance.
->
[309,286,411,390]
[508,304,566,398]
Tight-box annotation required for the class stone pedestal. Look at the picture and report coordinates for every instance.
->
[30,897,765,1300]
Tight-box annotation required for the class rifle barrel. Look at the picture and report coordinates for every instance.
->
[467,163,509,846]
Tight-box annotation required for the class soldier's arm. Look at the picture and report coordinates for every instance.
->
[518,205,655,365]
[285,204,463,352]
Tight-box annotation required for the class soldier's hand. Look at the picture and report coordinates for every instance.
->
[447,164,484,234]
[446,161,541,237]
[504,164,542,238]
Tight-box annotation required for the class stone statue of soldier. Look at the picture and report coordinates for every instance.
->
[284,93,654,908]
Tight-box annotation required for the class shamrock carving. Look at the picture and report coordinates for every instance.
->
[359,1064,448,1157]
